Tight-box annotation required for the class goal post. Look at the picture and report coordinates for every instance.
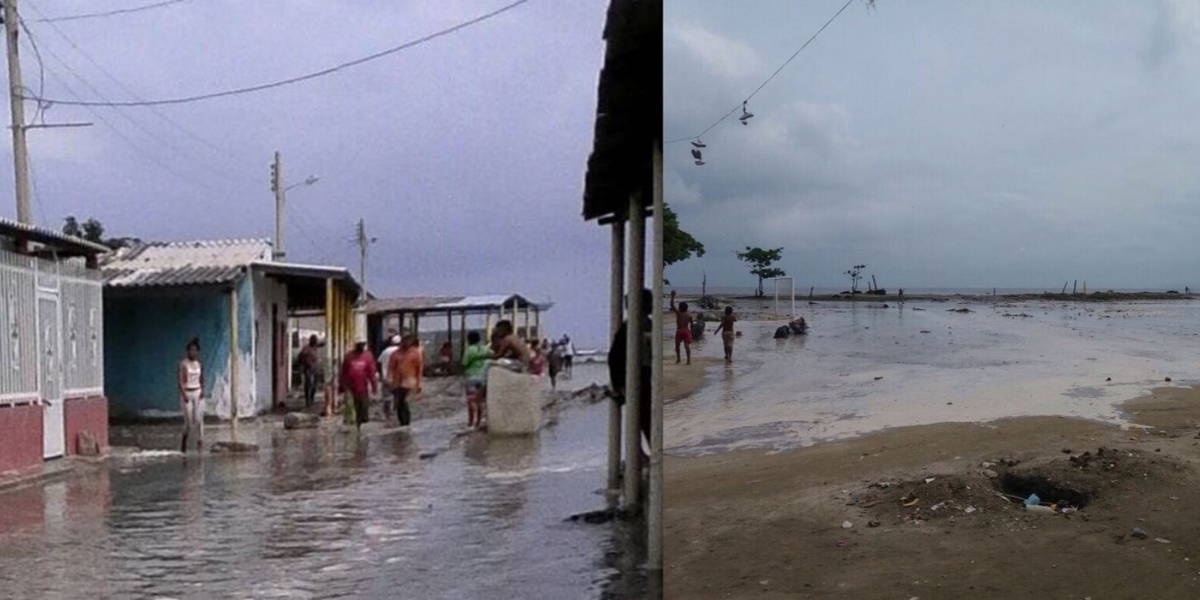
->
[770,276,795,320]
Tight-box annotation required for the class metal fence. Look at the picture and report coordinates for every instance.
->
[0,250,103,405]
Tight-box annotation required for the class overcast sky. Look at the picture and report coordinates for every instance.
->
[0,0,616,347]
[666,0,1200,292]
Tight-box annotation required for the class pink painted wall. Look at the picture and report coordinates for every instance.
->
[63,395,108,456]
[0,404,44,475]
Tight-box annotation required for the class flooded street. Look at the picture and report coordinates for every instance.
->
[0,364,644,599]
[667,299,1200,456]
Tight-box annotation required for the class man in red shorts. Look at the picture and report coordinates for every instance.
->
[670,290,694,365]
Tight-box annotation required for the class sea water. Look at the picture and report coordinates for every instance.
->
[666,298,1200,456]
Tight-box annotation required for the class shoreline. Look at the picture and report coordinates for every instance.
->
[665,378,1200,598]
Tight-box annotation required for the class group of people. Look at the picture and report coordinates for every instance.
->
[671,290,740,365]
[174,321,583,450]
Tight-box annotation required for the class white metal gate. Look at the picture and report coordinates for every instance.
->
[38,292,64,458]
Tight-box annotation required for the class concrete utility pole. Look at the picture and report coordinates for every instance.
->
[3,0,31,225]
[355,218,375,293]
[271,151,284,260]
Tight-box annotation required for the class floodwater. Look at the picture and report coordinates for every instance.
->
[0,364,647,599]
[667,298,1200,456]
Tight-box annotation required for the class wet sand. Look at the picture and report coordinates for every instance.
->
[665,379,1200,599]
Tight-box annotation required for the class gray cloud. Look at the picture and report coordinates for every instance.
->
[666,0,1200,292]
[4,0,614,347]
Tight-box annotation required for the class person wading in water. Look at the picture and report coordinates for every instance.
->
[178,338,204,453]
[339,337,377,431]
[388,334,424,428]
[670,290,694,365]
[298,334,321,409]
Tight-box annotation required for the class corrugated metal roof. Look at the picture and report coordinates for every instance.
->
[0,216,113,256]
[364,294,552,314]
[102,239,270,288]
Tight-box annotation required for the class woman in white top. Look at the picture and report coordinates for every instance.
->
[178,337,204,453]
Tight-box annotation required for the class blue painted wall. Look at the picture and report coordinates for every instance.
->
[104,275,255,418]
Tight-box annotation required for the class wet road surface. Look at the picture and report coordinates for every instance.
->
[0,364,646,599]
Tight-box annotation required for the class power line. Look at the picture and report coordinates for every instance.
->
[22,5,254,182]
[33,0,188,24]
[22,0,530,107]
[665,0,857,145]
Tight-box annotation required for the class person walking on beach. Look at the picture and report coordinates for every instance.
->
[713,306,738,364]
[388,334,424,427]
[462,331,489,430]
[670,290,694,365]
[178,337,204,453]
[547,342,564,389]
[339,337,377,431]
[298,335,321,409]
[561,335,576,378]
[378,335,402,421]
[898,289,905,304]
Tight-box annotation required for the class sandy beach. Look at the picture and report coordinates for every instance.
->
[664,295,1200,599]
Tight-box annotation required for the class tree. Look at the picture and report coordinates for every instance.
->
[736,246,785,297]
[81,218,105,244]
[845,264,867,295]
[62,216,82,238]
[62,215,118,249]
[664,203,705,267]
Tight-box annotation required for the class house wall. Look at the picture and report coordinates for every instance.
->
[104,275,255,419]
[0,403,42,474]
[251,270,287,411]
[63,395,107,455]
[0,250,38,402]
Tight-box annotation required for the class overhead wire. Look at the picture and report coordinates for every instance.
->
[665,0,857,145]
[24,26,243,192]
[24,1,250,175]
[33,0,189,24]
[21,0,530,107]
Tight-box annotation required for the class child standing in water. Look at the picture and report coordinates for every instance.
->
[713,306,738,364]
[670,290,694,365]
[462,331,489,430]
[178,338,204,453]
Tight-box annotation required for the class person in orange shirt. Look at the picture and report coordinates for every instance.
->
[387,334,424,427]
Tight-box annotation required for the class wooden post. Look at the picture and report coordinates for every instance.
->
[649,140,665,571]
[485,308,493,346]
[459,311,467,359]
[534,308,540,342]
[446,311,453,373]
[624,192,645,513]
[1073,280,1077,295]
[607,218,625,509]
[324,278,335,416]
[229,284,239,441]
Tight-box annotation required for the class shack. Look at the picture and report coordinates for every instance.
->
[0,217,109,473]
[362,294,552,368]
[101,239,359,420]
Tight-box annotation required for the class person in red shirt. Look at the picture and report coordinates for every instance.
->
[339,337,378,430]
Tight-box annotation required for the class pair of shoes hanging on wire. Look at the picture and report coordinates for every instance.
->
[688,101,754,166]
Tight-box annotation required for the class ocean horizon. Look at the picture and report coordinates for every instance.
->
[670,285,1194,297]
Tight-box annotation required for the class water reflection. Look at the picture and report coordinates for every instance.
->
[1,364,640,598]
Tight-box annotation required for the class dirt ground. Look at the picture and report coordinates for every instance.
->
[665,381,1200,599]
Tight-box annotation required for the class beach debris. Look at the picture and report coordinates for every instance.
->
[1131,528,1149,540]
[901,494,919,507]
[419,451,438,460]
[919,330,931,333]
[1025,504,1056,516]
[1106,377,1112,382]
[867,520,881,527]
[947,308,973,313]
[1061,448,1072,454]
[1061,507,1078,515]
[965,506,977,514]
[1155,538,1171,544]
[980,461,995,468]
[842,521,853,529]
[1024,493,1041,506]
[870,481,891,489]
[924,477,936,484]
[930,502,945,512]
[981,469,999,479]
[874,376,883,381]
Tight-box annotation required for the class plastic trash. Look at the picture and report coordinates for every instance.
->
[1131,528,1148,539]
[1025,504,1056,515]
[1024,493,1041,506]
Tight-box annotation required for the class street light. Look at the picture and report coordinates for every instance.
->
[287,175,320,191]
[271,149,321,261]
